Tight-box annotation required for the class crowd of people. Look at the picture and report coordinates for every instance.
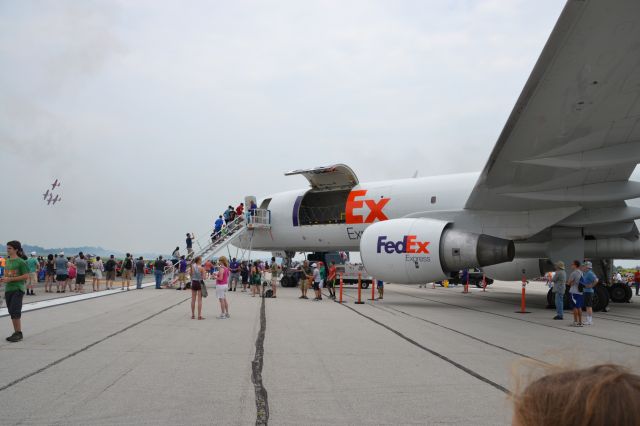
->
[0,235,291,343]
[210,201,258,243]
[0,251,160,294]
[4,238,640,424]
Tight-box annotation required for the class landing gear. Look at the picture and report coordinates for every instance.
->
[608,283,632,303]
[551,286,610,312]
[592,285,610,312]
[279,251,298,287]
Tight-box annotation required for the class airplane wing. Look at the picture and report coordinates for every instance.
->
[464,0,640,238]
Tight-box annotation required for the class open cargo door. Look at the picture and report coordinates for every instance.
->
[285,164,359,191]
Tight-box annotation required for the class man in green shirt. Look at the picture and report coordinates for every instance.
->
[1,241,29,342]
[26,252,39,296]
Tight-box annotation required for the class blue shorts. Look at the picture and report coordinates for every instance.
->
[570,293,584,309]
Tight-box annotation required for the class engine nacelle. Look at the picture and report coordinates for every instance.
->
[360,218,514,284]
[483,258,555,281]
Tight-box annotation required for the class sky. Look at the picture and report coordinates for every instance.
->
[0,0,570,255]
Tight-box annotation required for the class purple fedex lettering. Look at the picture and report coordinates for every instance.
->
[377,236,388,253]
[377,236,409,254]
[377,235,430,254]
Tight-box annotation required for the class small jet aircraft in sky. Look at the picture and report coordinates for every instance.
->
[51,179,60,191]
[42,189,50,200]
[46,194,53,205]
[51,195,61,205]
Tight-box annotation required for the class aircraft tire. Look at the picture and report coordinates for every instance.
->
[546,288,554,307]
[609,283,628,303]
[593,285,610,312]
[625,284,633,302]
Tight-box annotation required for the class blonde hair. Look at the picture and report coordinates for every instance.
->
[513,364,640,426]
[218,256,228,267]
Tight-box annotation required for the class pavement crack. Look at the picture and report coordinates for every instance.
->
[252,295,269,426]
[0,297,190,393]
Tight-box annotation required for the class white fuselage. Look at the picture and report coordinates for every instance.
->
[235,172,479,252]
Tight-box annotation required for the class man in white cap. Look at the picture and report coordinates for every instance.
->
[551,261,566,320]
[311,263,322,301]
[581,260,599,325]
[26,252,39,296]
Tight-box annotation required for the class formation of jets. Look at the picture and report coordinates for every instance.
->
[43,179,62,206]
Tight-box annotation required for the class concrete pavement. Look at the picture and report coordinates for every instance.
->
[1,279,640,425]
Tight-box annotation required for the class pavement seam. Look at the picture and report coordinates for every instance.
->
[393,289,640,348]
[0,296,190,393]
[337,298,511,395]
[252,295,269,426]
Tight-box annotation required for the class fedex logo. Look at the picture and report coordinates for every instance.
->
[376,235,430,254]
[346,190,390,224]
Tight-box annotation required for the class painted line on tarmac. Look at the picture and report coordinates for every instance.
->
[0,280,158,318]
[339,300,511,395]
[0,296,190,393]
[393,289,640,349]
[252,294,269,426]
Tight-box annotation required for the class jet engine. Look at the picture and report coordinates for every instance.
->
[359,218,514,284]
[483,258,554,281]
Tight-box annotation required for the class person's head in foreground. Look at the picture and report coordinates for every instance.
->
[512,364,640,426]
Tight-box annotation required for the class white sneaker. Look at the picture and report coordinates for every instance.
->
[225,313,230,318]
[218,314,226,319]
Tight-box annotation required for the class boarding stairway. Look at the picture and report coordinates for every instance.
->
[162,209,271,282]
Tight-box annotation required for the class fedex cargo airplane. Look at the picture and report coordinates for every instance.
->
[235,0,640,307]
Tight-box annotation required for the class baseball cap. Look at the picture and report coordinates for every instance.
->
[31,251,36,256]
[59,251,64,256]
[311,263,317,267]
[584,261,593,269]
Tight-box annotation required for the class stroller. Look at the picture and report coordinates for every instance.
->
[262,281,273,298]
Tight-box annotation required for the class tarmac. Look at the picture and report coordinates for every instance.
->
[1,278,640,425]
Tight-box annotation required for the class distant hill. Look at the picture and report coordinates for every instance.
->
[18,244,162,259]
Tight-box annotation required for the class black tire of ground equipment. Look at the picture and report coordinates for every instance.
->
[609,283,628,303]
[361,282,369,289]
